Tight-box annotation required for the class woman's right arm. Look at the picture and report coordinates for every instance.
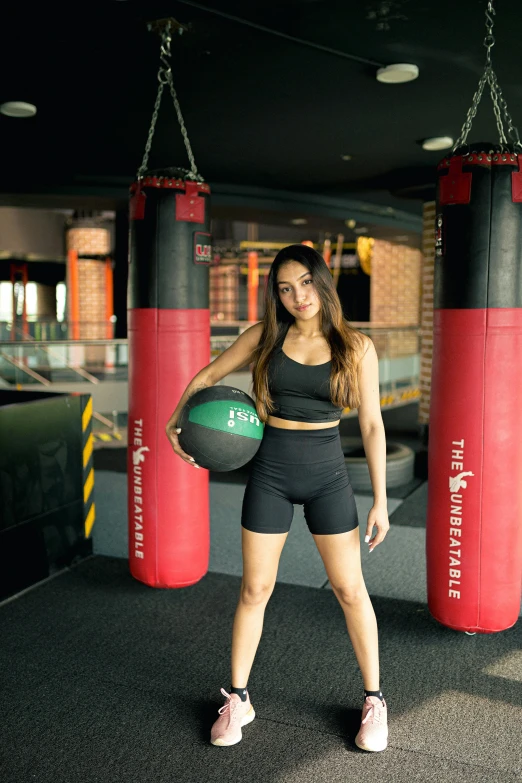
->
[165,321,263,467]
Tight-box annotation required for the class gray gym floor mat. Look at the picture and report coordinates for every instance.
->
[92,472,403,589]
[91,471,128,559]
[91,472,520,613]
[209,483,402,587]
[388,481,429,528]
[325,523,428,604]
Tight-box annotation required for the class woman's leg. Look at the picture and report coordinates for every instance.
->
[312,528,380,691]
[231,527,289,688]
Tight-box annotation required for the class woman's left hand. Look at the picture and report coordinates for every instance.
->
[364,502,390,553]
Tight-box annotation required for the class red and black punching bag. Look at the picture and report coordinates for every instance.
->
[426,144,522,632]
[127,169,212,588]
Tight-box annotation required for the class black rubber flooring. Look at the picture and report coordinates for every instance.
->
[2,556,521,783]
[388,481,429,528]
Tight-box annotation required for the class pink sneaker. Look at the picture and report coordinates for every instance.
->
[355,696,388,752]
[210,688,256,746]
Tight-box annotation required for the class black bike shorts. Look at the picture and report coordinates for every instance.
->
[241,423,359,535]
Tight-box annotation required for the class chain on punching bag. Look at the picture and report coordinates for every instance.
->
[128,20,212,588]
[426,1,522,633]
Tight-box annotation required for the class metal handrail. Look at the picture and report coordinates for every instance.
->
[92,411,117,429]
[4,326,100,384]
[0,351,116,430]
[0,338,128,347]
[0,351,52,385]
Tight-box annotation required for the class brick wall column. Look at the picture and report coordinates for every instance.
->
[66,225,111,366]
[369,239,422,358]
[210,264,239,321]
[419,202,436,436]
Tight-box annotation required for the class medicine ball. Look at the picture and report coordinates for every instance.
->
[177,385,264,471]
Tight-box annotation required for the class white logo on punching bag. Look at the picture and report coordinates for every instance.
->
[194,232,212,264]
[196,243,211,259]
[133,446,150,465]
[446,441,474,600]
[132,420,148,560]
[449,471,474,492]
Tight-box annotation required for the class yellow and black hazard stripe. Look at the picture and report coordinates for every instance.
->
[92,431,123,443]
[81,396,96,538]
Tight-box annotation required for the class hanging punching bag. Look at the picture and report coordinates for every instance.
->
[127,169,212,587]
[426,143,522,632]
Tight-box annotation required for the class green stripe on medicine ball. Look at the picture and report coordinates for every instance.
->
[188,400,264,439]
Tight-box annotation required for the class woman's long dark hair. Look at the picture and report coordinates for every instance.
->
[251,244,367,422]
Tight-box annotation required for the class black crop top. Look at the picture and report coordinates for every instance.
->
[267,328,344,423]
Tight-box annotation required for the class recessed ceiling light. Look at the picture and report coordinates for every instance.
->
[421,136,454,151]
[340,154,353,161]
[0,101,37,118]
[291,218,307,225]
[376,63,419,84]
[345,219,357,229]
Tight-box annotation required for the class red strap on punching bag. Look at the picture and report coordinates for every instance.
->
[176,181,206,223]
[130,183,147,221]
[512,157,522,202]
[439,157,473,206]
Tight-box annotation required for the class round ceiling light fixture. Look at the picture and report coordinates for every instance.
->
[0,101,37,118]
[421,136,454,151]
[291,218,308,225]
[376,63,419,84]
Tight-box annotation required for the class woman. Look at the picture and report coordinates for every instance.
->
[166,244,390,752]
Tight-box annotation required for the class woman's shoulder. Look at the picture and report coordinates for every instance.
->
[242,321,265,345]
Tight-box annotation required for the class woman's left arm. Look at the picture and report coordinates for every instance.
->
[357,338,390,553]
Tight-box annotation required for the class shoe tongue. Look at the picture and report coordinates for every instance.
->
[366,696,382,705]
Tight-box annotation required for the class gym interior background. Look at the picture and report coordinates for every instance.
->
[1,2,521,781]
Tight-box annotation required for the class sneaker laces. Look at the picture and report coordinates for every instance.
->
[362,700,382,725]
[218,688,241,717]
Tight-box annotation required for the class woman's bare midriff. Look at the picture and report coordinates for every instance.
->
[266,415,339,430]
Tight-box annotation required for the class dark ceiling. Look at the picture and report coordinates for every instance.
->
[1,0,521,227]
